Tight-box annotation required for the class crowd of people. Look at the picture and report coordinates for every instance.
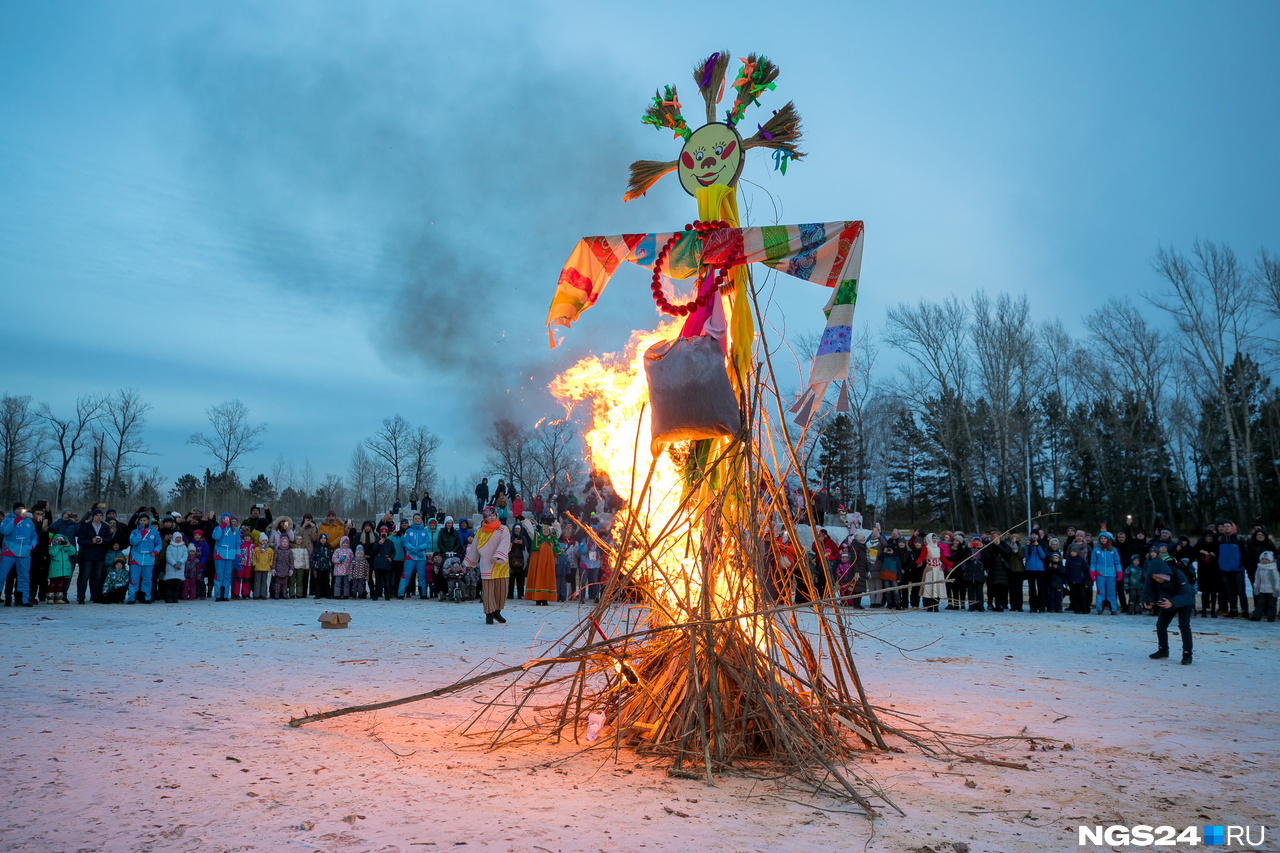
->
[2,480,1274,659]
[806,515,1277,665]
[0,476,618,628]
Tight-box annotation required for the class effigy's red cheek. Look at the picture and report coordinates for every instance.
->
[721,140,736,159]
[681,152,696,169]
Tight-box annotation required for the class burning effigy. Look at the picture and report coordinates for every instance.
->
[293,52,951,817]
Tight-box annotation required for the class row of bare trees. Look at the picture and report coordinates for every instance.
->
[1,389,152,511]
[0,380,584,523]
[808,240,1280,534]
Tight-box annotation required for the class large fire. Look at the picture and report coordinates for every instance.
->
[549,320,768,630]
[548,320,691,571]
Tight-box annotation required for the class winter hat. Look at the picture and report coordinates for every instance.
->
[355,545,364,554]
[91,508,104,518]
[1097,532,1111,543]
[428,518,438,527]
[53,534,67,545]
[481,505,497,519]
[1261,551,1276,565]
[171,533,184,546]
[12,502,24,511]
[444,516,454,524]
[192,529,203,538]
[221,512,231,521]
[378,526,389,534]
[339,536,350,547]
[971,535,982,544]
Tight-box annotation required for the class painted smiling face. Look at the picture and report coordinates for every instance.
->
[677,122,744,197]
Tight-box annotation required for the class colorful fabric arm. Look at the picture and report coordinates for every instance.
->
[547,220,864,425]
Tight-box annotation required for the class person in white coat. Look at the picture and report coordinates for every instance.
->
[465,506,512,625]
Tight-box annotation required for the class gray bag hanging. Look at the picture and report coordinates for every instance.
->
[643,335,742,454]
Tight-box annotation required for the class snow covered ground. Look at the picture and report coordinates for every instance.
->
[1,597,1276,852]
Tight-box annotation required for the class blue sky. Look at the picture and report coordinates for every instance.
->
[1,1,1277,489]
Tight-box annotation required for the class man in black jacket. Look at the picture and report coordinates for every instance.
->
[983,531,1013,612]
[75,508,111,603]
[475,478,489,513]
[1142,560,1196,664]
[246,505,273,535]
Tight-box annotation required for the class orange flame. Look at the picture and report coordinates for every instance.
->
[550,322,764,630]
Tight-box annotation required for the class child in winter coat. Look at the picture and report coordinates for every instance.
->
[162,532,188,603]
[1250,551,1278,623]
[46,534,76,604]
[1065,546,1090,614]
[332,537,353,599]
[1124,553,1148,614]
[235,527,255,600]
[271,535,294,599]
[311,534,334,599]
[104,555,130,603]
[290,538,309,599]
[349,545,370,599]
[184,530,208,600]
[1045,553,1066,612]
[555,535,576,602]
[252,537,274,600]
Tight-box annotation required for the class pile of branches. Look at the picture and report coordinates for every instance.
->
[289,279,1026,818]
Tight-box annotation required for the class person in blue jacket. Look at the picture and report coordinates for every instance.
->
[1024,533,1047,613]
[399,513,432,599]
[1215,519,1248,617]
[1142,559,1197,664]
[210,512,241,602]
[126,512,162,604]
[1090,531,1122,614]
[1,503,39,607]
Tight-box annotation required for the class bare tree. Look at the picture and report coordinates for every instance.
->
[1257,249,1280,320]
[347,444,376,517]
[970,291,1038,525]
[529,418,577,495]
[484,418,532,497]
[38,394,107,510]
[103,388,151,502]
[408,425,442,495]
[188,399,266,477]
[317,473,346,516]
[0,395,40,506]
[297,459,316,500]
[366,415,412,502]
[884,295,977,525]
[1150,241,1261,518]
[270,453,294,494]
[1084,298,1179,523]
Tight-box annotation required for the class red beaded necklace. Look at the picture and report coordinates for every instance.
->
[650,219,731,316]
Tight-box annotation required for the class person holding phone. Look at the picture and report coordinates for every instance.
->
[76,507,111,603]
[1142,560,1196,664]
